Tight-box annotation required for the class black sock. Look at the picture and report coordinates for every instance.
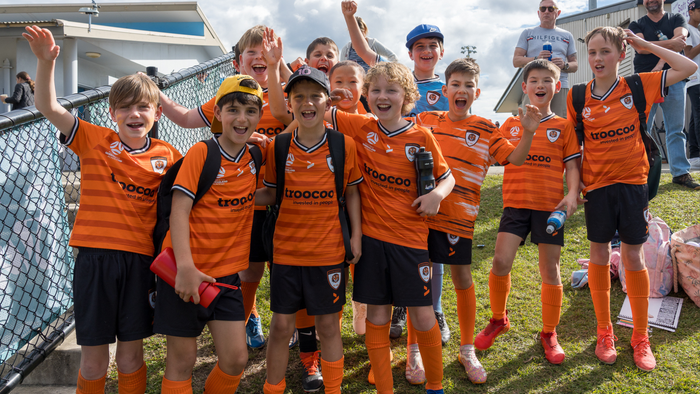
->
[298,326,317,353]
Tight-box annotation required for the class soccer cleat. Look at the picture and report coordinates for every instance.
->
[632,337,656,371]
[245,314,265,349]
[352,300,367,335]
[435,311,451,346]
[474,311,510,351]
[389,306,407,339]
[540,331,566,365]
[405,343,426,385]
[289,328,299,349]
[458,344,487,384]
[595,325,618,365]
[300,350,323,392]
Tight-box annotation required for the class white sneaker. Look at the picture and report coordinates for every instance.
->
[405,343,425,385]
[352,300,367,335]
[689,157,700,171]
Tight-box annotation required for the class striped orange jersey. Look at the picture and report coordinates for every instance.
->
[62,118,181,256]
[566,72,666,193]
[331,109,451,249]
[416,112,516,239]
[501,114,581,211]
[161,137,258,277]
[263,130,363,266]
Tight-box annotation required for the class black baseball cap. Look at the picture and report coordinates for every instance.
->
[691,0,700,11]
[284,65,331,95]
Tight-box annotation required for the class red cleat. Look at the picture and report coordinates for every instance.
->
[632,337,656,371]
[474,311,510,351]
[540,331,565,364]
[595,325,618,365]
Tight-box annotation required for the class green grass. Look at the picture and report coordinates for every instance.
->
[105,173,700,393]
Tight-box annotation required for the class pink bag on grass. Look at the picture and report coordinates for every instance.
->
[619,217,673,298]
[671,224,700,307]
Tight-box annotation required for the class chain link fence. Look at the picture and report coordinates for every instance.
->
[0,52,236,392]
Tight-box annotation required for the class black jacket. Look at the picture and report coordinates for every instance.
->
[5,82,34,110]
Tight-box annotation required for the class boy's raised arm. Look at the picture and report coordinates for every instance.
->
[159,91,208,128]
[262,28,294,125]
[341,1,380,67]
[23,26,75,136]
[506,105,542,165]
[624,29,697,86]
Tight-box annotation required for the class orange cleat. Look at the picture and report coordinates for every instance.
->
[474,311,510,351]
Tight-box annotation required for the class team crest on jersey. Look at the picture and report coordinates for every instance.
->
[418,263,431,283]
[405,143,420,162]
[326,154,335,173]
[150,156,167,174]
[216,167,226,178]
[286,153,295,167]
[620,94,634,110]
[110,141,124,156]
[465,130,480,147]
[447,233,460,245]
[248,160,257,175]
[367,131,379,145]
[510,126,520,136]
[327,269,342,290]
[426,90,441,106]
[582,107,593,120]
[547,128,561,143]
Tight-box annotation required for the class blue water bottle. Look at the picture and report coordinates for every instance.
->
[546,210,567,234]
[543,41,553,61]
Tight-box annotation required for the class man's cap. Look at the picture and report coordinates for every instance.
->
[284,65,331,95]
[406,24,444,49]
[690,0,700,11]
[211,75,264,133]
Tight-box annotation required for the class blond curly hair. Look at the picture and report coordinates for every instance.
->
[363,62,420,116]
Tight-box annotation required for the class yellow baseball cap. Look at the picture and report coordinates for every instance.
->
[211,74,264,133]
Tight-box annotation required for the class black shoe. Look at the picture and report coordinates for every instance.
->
[300,350,323,392]
[389,306,407,339]
[435,311,451,346]
[672,173,700,190]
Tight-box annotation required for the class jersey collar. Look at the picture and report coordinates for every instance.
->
[413,73,441,84]
[590,77,620,101]
[214,135,247,162]
[378,120,414,137]
[293,129,328,153]
[540,113,556,123]
[121,137,150,154]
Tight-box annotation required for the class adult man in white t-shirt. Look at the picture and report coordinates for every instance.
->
[513,0,578,117]
[686,0,700,170]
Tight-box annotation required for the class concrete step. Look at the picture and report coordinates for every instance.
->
[61,171,80,205]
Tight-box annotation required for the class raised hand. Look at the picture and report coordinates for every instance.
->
[23,25,60,62]
[342,0,358,16]
[262,27,283,67]
[519,104,542,135]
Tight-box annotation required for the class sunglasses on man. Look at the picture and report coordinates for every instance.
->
[539,6,558,12]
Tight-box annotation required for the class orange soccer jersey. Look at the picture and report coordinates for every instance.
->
[62,118,181,257]
[501,114,581,211]
[416,112,516,239]
[331,109,451,249]
[161,137,258,277]
[566,72,665,193]
[263,130,363,266]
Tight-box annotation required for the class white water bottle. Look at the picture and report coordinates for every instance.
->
[546,210,567,234]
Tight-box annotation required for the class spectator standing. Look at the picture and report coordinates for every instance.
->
[630,0,700,189]
[1,72,35,110]
[513,0,578,117]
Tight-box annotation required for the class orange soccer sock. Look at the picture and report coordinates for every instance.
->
[76,370,106,394]
[456,284,477,345]
[416,322,444,391]
[541,283,564,333]
[241,281,260,323]
[321,356,345,394]
[407,311,417,346]
[587,263,612,329]
[296,308,316,329]
[365,320,393,394]
[161,376,192,394]
[203,362,243,393]
[625,268,650,341]
[263,378,286,394]
[117,362,146,394]
[489,271,511,320]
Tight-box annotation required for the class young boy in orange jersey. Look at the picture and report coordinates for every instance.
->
[414,58,541,384]
[473,59,581,366]
[25,25,182,394]
[328,62,456,394]
[289,37,340,74]
[566,26,696,371]
[255,64,363,394]
[158,25,291,351]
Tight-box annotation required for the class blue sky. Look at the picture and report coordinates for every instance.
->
[2,0,629,122]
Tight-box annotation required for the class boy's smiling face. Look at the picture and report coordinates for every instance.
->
[109,99,161,146]
[238,44,269,87]
[331,65,363,112]
[214,100,261,146]
[408,38,443,76]
[368,75,406,124]
[306,44,339,75]
[522,69,560,110]
[443,71,480,120]
[587,33,625,81]
[287,80,330,130]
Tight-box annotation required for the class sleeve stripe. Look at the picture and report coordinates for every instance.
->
[198,106,212,127]
[436,169,452,182]
[660,69,668,98]
[172,185,195,200]
[563,152,582,162]
[348,176,363,186]
[331,107,338,130]
[62,116,79,146]
[262,180,277,188]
